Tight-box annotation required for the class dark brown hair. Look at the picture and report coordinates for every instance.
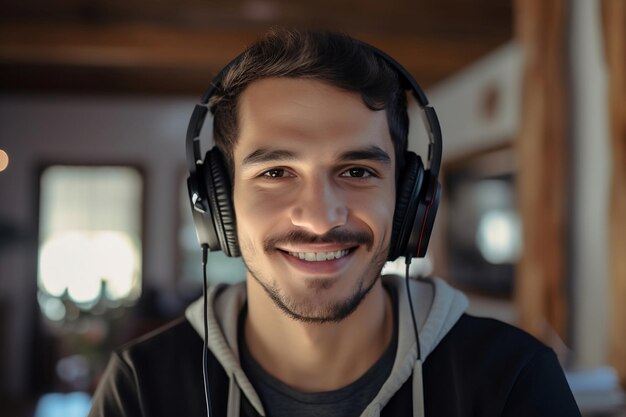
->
[209,27,409,178]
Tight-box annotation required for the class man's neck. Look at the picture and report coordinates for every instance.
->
[244,277,393,393]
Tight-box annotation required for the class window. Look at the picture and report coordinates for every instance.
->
[37,165,143,320]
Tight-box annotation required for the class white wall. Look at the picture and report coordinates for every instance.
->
[427,42,523,159]
[569,0,611,369]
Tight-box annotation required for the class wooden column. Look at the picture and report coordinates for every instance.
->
[603,0,626,387]
[514,0,569,342]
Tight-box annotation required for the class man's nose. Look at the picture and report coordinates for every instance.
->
[289,176,348,235]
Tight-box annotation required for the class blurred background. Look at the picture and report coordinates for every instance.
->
[0,0,625,416]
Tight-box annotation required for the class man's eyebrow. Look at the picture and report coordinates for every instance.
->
[242,148,298,166]
[337,146,392,165]
[241,146,391,166]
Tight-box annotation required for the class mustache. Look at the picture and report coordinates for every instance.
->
[263,229,373,252]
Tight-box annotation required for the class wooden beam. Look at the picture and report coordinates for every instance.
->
[0,22,507,95]
[2,0,512,40]
[603,0,626,388]
[514,0,569,343]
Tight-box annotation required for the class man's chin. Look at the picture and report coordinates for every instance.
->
[302,276,341,291]
[258,275,380,324]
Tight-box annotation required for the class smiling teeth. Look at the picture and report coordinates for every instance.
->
[288,249,350,262]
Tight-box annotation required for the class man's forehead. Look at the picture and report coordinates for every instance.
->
[231,77,396,172]
[237,79,391,135]
[238,78,373,118]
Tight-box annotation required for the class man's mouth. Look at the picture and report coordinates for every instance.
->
[286,248,352,262]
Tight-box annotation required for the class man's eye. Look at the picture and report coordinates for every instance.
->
[262,168,287,178]
[340,168,373,178]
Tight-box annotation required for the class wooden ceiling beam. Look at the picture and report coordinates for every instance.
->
[2,0,512,39]
[0,22,505,95]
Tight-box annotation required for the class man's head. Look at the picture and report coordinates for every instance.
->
[203,28,413,323]
[209,28,409,180]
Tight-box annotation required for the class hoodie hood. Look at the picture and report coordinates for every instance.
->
[185,275,468,417]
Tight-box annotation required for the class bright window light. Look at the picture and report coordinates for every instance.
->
[38,166,142,317]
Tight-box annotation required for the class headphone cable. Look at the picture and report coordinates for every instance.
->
[404,256,422,361]
[201,244,213,417]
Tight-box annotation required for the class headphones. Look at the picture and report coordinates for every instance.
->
[185,41,442,262]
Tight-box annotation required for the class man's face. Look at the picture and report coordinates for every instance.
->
[232,78,397,323]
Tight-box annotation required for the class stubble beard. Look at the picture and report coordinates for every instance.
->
[240,232,390,324]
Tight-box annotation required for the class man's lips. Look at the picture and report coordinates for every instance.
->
[263,229,373,253]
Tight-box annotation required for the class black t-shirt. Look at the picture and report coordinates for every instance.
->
[238,287,399,417]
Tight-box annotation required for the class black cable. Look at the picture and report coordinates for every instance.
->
[404,256,422,361]
[201,244,213,417]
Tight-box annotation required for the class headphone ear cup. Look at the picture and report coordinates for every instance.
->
[389,152,424,261]
[204,150,240,257]
[408,176,441,258]
[187,167,220,251]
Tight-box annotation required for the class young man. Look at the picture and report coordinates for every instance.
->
[89,29,581,417]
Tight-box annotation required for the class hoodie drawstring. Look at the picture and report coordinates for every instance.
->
[412,359,425,417]
[227,377,241,417]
